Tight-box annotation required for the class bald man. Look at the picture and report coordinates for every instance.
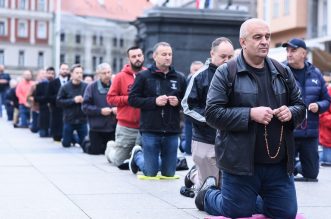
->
[197,18,305,219]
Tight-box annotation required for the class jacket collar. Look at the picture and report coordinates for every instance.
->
[148,62,177,77]
[236,52,281,77]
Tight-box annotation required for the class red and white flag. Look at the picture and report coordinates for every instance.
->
[196,0,212,9]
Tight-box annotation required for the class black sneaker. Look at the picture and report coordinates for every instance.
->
[184,165,196,188]
[321,162,331,167]
[294,176,318,182]
[195,176,217,211]
[129,145,142,174]
[118,159,129,170]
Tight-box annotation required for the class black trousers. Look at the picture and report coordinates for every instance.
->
[85,130,115,155]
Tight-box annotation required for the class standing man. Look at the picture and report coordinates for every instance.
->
[57,64,87,148]
[16,70,34,128]
[105,46,145,168]
[197,18,305,218]
[82,63,117,155]
[181,37,234,194]
[0,65,11,118]
[128,42,186,177]
[47,63,70,141]
[282,38,330,181]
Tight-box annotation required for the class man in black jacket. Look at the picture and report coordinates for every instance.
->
[196,18,306,219]
[128,42,186,177]
[181,37,234,194]
[57,64,87,148]
[82,63,117,154]
[46,63,69,141]
[34,67,55,137]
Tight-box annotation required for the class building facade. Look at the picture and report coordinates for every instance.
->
[0,0,53,76]
[58,0,152,75]
[151,0,257,17]
[59,14,137,75]
[257,0,308,48]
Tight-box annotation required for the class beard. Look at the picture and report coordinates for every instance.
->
[131,61,143,72]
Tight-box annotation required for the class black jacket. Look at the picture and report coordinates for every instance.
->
[5,87,19,108]
[128,63,186,134]
[82,80,117,132]
[205,54,306,175]
[56,81,87,124]
[181,62,217,144]
[34,81,50,130]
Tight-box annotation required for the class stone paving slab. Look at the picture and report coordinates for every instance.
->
[1,118,331,219]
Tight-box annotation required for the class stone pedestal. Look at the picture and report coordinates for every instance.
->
[133,7,249,73]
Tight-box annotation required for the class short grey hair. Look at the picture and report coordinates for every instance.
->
[239,18,269,39]
[190,61,203,67]
[211,37,233,50]
[96,63,111,73]
[152,42,171,53]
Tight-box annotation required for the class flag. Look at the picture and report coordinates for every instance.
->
[196,0,212,9]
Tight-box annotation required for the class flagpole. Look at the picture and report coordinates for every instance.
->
[55,0,61,72]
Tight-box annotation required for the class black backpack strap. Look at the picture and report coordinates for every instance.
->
[270,58,288,79]
[270,58,291,103]
[227,59,237,96]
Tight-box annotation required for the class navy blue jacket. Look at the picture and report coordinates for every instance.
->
[128,63,186,134]
[181,62,217,144]
[82,80,117,132]
[288,61,331,138]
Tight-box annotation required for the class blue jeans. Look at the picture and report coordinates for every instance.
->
[321,145,331,164]
[134,132,179,177]
[184,118,192,154]
[30,111,39,133]
[295,137,319,179]
[18,104,30,127]
[39,129,50,137]
[204,163,297,219]
[62,123,88,147]
[0,91,4,117]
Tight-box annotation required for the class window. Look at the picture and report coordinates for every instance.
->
[18,50,24,66]
[99,36,103,46]
[119,58,123,69]
[0,20,6,36]
[92,35,97,45]
[75,34,81,44]
[19,0,28,10]
[99,57,103,64]
[0,50,4,65]
[37,51,44,68]
[92,56,97,71]
[273,0,279,18]
[75,55,80,64]
[37,21,47,39]
[112,57,117,72]
[0,0,6,8]
[113,37,117,47]
[18,20,28,37]
[60,54,65,64]
[60,32,65,42]
[321,0,328,36]
[119,38,124,48]
[284,0,290,15]
[37,0,46,11]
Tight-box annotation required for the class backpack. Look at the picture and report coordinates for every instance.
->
[226,58,290,101]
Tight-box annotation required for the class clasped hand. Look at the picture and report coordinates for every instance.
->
[155,95,178,106]
[251,105,292,125]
